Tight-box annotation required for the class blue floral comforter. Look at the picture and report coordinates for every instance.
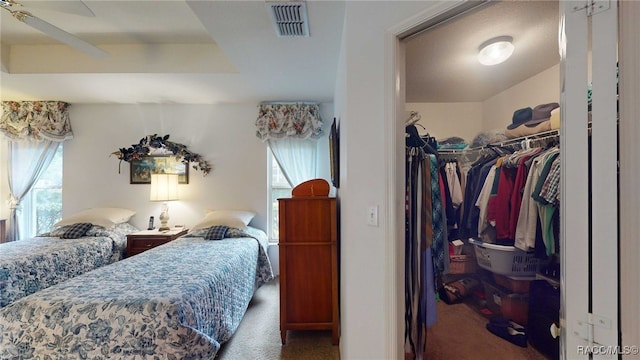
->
[0,223,137,308]
[0,226,274,359]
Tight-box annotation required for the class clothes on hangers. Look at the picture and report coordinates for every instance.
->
[467,145,561,256]
[405,124,439,158]
[404,143,447,359]
[459,152,501,239]
[434,159,465,240]
[446,128,561,257]
[422,134,438,151]
[486,147,542,243]
[444,162,463,210]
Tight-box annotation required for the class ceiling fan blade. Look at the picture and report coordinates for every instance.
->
[16,11,108,58]
[15,0,95,17]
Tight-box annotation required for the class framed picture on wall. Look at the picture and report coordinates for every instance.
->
[130,156,189,184]
[329,117,339,188]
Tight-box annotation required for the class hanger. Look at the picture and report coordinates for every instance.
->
[405,124,426,148]
[405,124,440,160]
[487,144,513,156]
[405,111,422,126]
[542,138,559,150]
[422,141,439,156]
[421,133,436,146]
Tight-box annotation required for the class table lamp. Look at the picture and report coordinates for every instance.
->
[150,173,179,231]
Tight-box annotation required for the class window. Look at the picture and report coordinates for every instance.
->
[268,150,291,241]
[20,145,63,238]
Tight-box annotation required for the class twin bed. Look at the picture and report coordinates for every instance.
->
[0,209,274,359]
[0,222,137,308]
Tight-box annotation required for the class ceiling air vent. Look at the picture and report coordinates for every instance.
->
[267,1,309,37]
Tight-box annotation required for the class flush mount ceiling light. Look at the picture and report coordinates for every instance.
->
[477,36,514,66]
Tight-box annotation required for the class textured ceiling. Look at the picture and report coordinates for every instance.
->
[0,0,344,104]
[404,1,560,103]
[0,1,560,104]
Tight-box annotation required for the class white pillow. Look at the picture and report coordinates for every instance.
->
[191,210,256,231]
[54,207,136,228]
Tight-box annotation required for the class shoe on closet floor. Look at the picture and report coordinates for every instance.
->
[486,317,528,348]
[489,316,526,332]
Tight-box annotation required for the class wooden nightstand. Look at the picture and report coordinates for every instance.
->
[126,228,188,257]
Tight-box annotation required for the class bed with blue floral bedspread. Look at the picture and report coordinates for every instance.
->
[0,222,138,308]
[0,226,274,359]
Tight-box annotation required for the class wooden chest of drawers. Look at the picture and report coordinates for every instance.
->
[278,196,339,345]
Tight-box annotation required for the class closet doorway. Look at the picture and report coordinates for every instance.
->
[402,2,559,358]
[393,1,618,358]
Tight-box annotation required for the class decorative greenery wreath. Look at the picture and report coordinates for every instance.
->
[111,134,212,175]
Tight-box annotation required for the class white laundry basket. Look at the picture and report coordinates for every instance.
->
[468,238,540,277]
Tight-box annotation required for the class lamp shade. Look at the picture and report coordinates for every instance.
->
[150,174,179,201]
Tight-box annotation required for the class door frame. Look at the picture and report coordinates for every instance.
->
[383,1,621,358]
[618,1,640,354]
[384,4,470,357]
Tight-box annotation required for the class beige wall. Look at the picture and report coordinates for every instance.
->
[404,102,483,144]
[406,64,560,141]
[483,64,560,131]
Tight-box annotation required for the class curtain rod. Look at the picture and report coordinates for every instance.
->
[259,101,318,105]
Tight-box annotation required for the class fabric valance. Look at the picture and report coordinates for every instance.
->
[0,101,74,142]
[255,103,323,141]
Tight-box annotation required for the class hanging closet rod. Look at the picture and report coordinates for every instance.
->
[473,129,559,150]
[525,133,561,145]
[438,148,469,154]
[493,121,593,149]
[492,122,591,149]
[438,129,560,154]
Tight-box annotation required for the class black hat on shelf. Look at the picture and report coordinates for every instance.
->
[507,107,533,130]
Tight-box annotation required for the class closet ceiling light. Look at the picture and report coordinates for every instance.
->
[477,36,514,66]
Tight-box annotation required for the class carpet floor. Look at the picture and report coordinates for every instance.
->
[216,277,340,360]
[217,277,549,359]
[426,301,549,359]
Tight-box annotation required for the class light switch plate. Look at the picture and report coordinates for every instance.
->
[367,206,378,226]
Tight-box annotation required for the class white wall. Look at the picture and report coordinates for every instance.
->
[334,2,459,358]
[619,1,640,352]
[64,103,269,231]
[67,103,333,272]
[0,102,332,269]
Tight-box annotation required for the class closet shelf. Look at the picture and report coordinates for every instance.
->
[439,129,560,155]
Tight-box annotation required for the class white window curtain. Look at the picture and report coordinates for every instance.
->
[1,101,73,242]
[7,141,61,241]
[256,103,323,187]
[268,138,318,187]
